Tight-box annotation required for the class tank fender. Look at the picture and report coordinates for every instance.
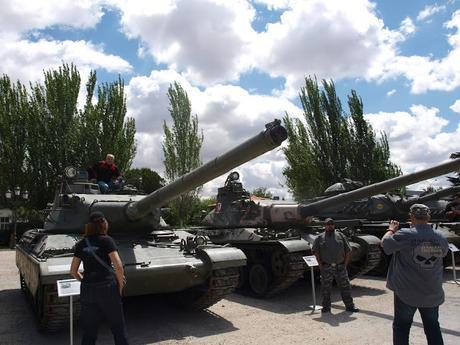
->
[16,248,41,298]
[197,247,246,270]
[352,234,381,246]
[276,239,311,252]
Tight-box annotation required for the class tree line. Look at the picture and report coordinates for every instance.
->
[283,76,400,200]
[0,63,400,225]
[0,64,136,213]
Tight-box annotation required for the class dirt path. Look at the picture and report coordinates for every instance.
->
[1,249,459,345]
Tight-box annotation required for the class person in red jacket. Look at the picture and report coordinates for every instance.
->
[89,154,123,193]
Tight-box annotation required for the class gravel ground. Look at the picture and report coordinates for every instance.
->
[0,248,459,345]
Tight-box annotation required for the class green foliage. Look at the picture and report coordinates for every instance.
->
[283,76,401,200]
[124,168,164,193]
[162,81,203,226]
[251,187,273,199]
[0,63,137,211]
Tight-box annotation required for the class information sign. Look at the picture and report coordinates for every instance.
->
[448,243,459,252]
[303,255,319,267]
[57,279,81,297]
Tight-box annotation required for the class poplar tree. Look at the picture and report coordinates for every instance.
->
[283,76,400,200]
[162,81,203,226]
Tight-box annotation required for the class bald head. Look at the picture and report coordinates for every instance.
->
[106,154,115,165]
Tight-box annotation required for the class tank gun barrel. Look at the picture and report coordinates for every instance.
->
[401,185,460,209]
[300,158,460,217]
[127,120,287,220]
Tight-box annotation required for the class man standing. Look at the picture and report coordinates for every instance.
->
[312,218,359,313]
[90,154,122,193]
[444,193,460,221]
[381,204,449,345]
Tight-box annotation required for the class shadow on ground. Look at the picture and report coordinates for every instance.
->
[226,276,387,315]
[0,289,238,345]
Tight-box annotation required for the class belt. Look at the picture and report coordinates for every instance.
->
[324,262,343,267]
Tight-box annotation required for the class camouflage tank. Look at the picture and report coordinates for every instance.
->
[16,119,287,331]
[199,157,460,297]
[314,183,460,272]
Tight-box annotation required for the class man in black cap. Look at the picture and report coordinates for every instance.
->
[382,204,449,345]
[312,218,358,313]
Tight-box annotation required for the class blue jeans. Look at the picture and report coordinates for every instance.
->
[393,294,443,345]
[80,279,129,345]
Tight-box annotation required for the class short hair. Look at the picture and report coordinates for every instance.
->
[84,221,108,236]
[409,203,430,221]
[325,217,334,225]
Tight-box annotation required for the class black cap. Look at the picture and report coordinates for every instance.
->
[324,217,334,224]
[89,211,105,223]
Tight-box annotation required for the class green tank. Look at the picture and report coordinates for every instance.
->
[15,119,287,331]
[198,157,460,297]
[314,184,460,273]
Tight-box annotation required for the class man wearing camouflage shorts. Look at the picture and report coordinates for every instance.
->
[312,218,359,313]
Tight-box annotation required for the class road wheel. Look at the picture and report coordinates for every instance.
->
[271,250,288,277]
[248,264,272,297]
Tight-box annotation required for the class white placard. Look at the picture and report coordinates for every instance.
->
[48,264,71,273]
[449,243,459,252]
[303,255,319,267]
[57,279,81,297]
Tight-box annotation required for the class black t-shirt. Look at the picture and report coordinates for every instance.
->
[74,235,118,283]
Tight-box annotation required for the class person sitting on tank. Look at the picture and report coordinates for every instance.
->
[89,154,124,193]
[70,211,129,345]
[444,192,460,221]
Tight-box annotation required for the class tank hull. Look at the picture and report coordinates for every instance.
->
[16,230,245,331]
[193,227,310,297]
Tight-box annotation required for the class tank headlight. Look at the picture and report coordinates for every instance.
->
[230,171,239,181]
[195,236,207,246]
[64,166,77,178]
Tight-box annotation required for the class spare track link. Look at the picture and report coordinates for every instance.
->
[26,282,80,332]
[186,267,240,309]
[348,241,382,280]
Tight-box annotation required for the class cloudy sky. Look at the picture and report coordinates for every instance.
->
[2,0,459,198]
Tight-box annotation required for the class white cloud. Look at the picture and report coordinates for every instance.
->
[450,99,460,113]
[386,89,396,96]
[365,105,459,177]
[0,38,132,85]
[252,0,291,10]
[126,68,301,197]
[252,0,405,97]
[114,0,257,86]
[416,4,445,22]
[0,0,103,35]
[400,17,416,35]
[379,10,460,94]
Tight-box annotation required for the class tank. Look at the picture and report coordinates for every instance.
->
[198,157,460,297]
[313,184,460,273]
[15,119,287,331]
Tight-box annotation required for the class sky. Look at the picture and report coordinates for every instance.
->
[1,0,460,199]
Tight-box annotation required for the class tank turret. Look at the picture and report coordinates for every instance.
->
[44,119,287,236]
[199,157,460,296]
[16,119,287,331]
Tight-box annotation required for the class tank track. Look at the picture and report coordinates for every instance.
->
[348,237,382,280]
[236,244,307,297]
[265,252,306,297]
[21,276,80,332]
[173,267,240,309]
